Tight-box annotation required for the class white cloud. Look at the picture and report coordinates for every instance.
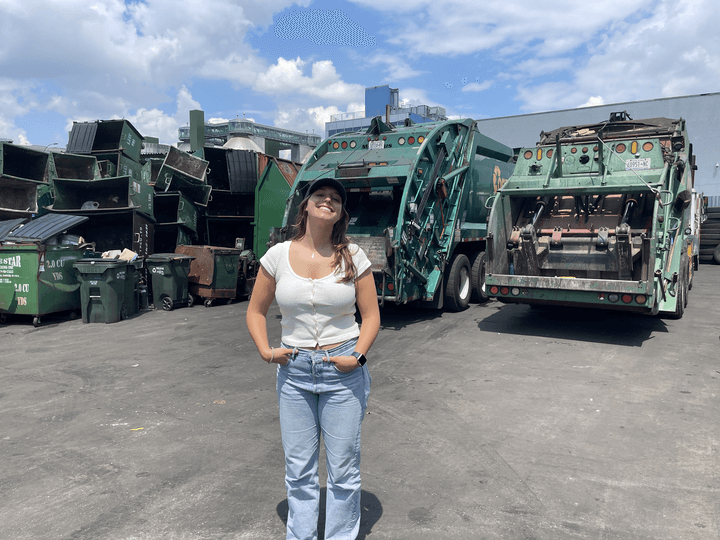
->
[517,0,720,111]
[273,102,364,135]
[348,0,647,58]
[362,52,427,81]
[462,81,493,93]
[0,79,37,142]
[578,96,605,108]
[254,57,364,103]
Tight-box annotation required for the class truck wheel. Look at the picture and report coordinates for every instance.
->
[714,244,720,264]
[667,279,685,320]
[470,251,489,304]
[681,252,690,308]
[444,254,471,311]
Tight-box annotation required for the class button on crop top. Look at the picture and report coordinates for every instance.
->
[259,241,372,347]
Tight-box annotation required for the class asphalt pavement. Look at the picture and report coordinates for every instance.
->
[1,265,719,539]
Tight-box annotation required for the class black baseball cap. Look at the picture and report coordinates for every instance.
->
[307,177,347,206]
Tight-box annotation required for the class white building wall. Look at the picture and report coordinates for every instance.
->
[475,93,720,198]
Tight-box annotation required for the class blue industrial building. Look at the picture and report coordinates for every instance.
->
[325,85,447,138]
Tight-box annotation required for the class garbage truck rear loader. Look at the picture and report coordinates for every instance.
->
[275,117,514,311]
[485,113,697,318]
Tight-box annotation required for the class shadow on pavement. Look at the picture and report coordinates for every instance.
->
[276,489,383,539]
[477,301,668,347]
[375,302,444,331]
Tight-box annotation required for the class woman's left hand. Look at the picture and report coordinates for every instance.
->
[326,355,360,372]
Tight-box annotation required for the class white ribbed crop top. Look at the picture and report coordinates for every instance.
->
[259,241,372,347]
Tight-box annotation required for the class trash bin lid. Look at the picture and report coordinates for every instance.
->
[145,253,195,263]
[3,214,89,243]
[0,218,28,241]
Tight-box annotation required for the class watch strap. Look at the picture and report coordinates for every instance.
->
[350,351,367,366]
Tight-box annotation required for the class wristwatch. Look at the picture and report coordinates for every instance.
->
[350,351,367,366]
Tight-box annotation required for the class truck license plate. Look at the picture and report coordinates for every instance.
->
[625,158,651,170]
[368,140,384,150]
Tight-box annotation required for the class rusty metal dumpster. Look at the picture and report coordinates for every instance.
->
[174,245,240,307]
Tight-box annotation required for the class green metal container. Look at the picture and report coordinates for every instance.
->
[0,178,44,219]
[0,243,88,326]
[66,120,144,163]
[1,214,90,326]
[145,253,195,310]
[73,258,142,323]
[154,191,198,232]
[155,147,211,206]
[53,153,101,180]
[253,157,298,258]
[93,152,143,181]
[174,245,240,307]
[0,142,56,183]
[50,176,154,221]
[154,223,194,253]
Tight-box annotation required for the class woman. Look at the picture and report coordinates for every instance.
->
[246,177,380,540]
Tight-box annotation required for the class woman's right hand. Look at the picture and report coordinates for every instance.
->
[263,347,297,365]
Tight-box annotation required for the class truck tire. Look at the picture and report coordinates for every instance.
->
[666,266,686,320]
[714,245,720,264]
[444,254,471,311]
[470,251,489,304]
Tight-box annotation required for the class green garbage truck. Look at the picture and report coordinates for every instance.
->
[275,117,514,311]
[485,112,698,319]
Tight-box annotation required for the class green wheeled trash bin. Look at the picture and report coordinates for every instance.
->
[145,253,195,311]
[73,258,142,323]
[174,245,240,307]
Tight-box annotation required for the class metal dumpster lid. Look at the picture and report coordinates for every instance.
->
[2,214,89,243]
[0,218,28,241]
[146,253,195,262]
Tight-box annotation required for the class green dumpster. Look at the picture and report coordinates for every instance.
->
[174,245,240,307]
[73,258,142,323]
[145,253,195,311]
[0,215,91,327]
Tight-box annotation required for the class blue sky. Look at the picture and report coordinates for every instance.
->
[1,0,718,147]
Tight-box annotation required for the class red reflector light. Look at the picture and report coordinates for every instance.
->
[490,286,499,295]
[387,283,394,291]
[408,136,415,144]
[500,287,509,295]
[341,141,347,149]
[621,294,633,304]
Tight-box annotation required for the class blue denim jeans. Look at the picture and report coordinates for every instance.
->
[277,338,371,540]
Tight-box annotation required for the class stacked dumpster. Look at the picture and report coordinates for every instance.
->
[0,142,56,221]
[56,120,155,258]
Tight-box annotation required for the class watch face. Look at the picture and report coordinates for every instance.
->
[352,352,367,366]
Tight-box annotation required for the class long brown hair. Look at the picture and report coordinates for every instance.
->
[292,195,357,283]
